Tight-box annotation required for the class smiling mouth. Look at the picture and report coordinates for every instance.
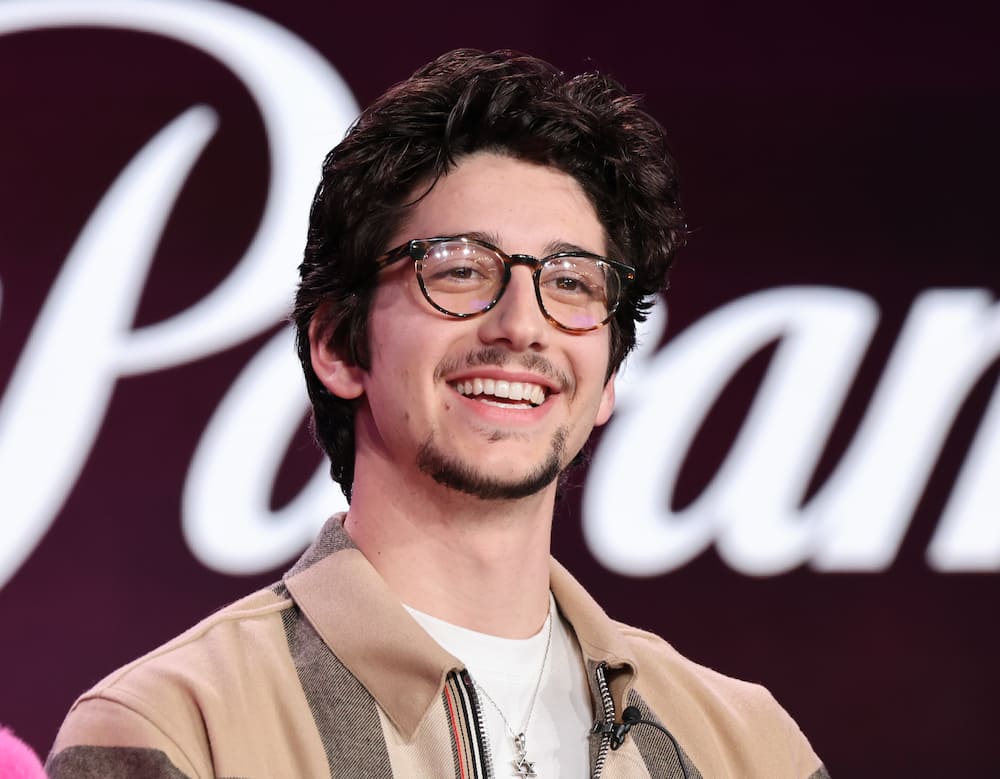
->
[451,378,548,408]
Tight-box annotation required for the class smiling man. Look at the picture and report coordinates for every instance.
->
[49,50,828,778]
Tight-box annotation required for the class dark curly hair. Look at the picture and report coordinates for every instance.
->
[294,49,686,500]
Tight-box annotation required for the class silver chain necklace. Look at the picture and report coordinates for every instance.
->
[473,610,554,778]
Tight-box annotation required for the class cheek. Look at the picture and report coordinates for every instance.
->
[575,333,613,391]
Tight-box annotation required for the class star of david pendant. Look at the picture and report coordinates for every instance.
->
[511,733,536,777]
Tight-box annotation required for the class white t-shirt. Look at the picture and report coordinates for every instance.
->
[404,594,592,777]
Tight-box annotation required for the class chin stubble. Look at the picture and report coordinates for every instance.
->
[416,427,570,500]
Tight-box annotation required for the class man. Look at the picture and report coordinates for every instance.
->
[48,49,828,778]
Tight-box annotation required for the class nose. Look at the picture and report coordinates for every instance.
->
[477,267,549,351]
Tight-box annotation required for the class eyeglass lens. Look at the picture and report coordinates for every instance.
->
[417,241,619,330]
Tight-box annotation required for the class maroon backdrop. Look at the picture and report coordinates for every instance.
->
[1,2,998,776]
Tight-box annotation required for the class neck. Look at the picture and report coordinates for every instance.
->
[345,462,556,638]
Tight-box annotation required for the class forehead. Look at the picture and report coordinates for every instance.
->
[392,151,606,256]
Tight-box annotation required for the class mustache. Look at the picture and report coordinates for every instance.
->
[435,346,574,394]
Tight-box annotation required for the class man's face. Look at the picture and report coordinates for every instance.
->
[339,151,616,500]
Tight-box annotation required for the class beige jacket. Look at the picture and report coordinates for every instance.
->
[48,516,828,778]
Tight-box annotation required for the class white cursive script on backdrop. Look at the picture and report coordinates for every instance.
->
[1,4,997,590]
[0,0,354,588]
[586,288,1000,576]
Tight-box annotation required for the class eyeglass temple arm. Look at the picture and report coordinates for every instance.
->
[375,242,415,272]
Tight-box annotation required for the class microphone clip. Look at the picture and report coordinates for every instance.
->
[592,706,643,751]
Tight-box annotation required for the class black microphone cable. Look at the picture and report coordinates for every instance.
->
[606,705,689,779]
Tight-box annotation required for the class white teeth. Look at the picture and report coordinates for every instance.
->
[452,377,549,406]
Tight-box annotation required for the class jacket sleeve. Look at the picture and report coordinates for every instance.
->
[46,696,199,779]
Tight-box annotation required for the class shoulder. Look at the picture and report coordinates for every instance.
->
[612,621,826,778]
[90,585,293,701]
[615,620,772,708]
[49,585,297,777]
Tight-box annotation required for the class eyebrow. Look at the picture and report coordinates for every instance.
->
[459,230,603,258]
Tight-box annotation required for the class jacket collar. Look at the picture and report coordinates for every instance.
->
[549,557,640,712]
[283,515,638,739]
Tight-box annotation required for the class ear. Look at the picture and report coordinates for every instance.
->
[594,370,617,427]
[309,315,365,399]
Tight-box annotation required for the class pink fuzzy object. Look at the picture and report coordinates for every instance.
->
[0,727,46,778]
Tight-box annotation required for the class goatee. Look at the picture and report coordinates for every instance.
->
[416,427,569,500]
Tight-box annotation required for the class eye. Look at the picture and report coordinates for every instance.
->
[541,260,605,301]
[422,244,500,290]
[443,264,484,281]
[553,275,591,293]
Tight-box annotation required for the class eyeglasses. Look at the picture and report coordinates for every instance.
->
[376,236,635,332]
